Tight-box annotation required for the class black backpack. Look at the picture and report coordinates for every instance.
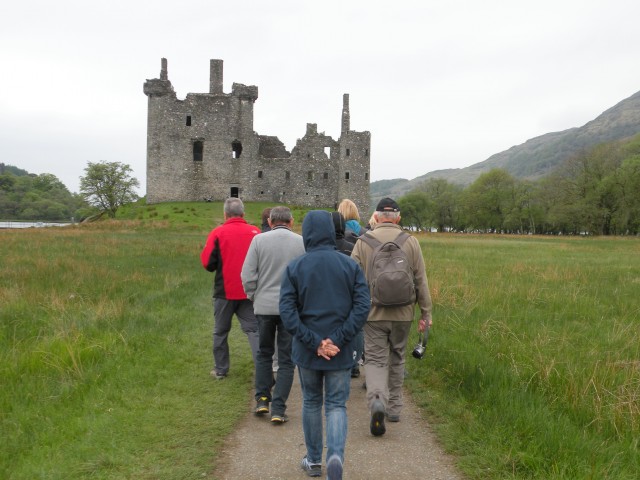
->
[359,231,416,307]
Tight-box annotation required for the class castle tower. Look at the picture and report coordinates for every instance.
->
[337,93,370,213]
[341,93,350,134]
[209,59,223,94]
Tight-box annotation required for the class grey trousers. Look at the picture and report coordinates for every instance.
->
[212,298,259,375]
[363,320,412,417]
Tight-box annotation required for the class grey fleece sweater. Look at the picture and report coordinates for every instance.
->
[241,226,305,315]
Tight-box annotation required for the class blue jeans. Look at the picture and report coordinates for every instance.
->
[255,314,294,416]
[298,367,351,465]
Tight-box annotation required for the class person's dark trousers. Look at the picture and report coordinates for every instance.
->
[213,298,259,375]
[255,314,294,416]
[352,329,364,372]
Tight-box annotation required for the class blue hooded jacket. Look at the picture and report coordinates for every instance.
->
[280,210,370,370]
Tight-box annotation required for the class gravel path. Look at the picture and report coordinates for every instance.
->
[212,369,465,479]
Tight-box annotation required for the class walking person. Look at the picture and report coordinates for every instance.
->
[200,198,261,379]
[332,211,364,379]
[351,197,432,436]
[241,206,305,423]
[280,210,370,479]
[337,198,362,241]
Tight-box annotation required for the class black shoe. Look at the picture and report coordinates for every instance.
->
[351,366,360,378]
[326,454,343,480]
[370,398,386,436]
[255,396,269,415]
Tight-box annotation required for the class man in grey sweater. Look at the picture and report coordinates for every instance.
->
[241,206,305,423]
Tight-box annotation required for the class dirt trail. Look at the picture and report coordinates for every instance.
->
[212,370,464,479]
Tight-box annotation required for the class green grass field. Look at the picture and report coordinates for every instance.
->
[1,202,639,479]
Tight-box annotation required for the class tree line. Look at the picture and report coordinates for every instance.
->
[0,161,139,222]
[398,133,640,235]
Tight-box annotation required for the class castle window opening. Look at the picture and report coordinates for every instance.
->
[186,115,192,126]
[346,148,350,157]
[193,141,204,162]
[258,170,263,178]
[345,172,350,180]
[307,171,313,181]
[324,147,330,157]
[323,172,328,180]
[365,148,369,156]
[285,171,290,180]
[230,187,239,198]
[231,140,243,159]
[365,172,369,180]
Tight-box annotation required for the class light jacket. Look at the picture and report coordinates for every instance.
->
[241,225,305,315]
[200,216,260,300]
[280,210,370,370]
[351,222,432,322]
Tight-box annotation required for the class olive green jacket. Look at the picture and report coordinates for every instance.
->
[351,222,432,322]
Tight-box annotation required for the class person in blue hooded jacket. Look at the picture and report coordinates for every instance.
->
[280,210,370,479]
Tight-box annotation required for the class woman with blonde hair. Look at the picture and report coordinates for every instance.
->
[337,199,362,237]
[365,213,377,231]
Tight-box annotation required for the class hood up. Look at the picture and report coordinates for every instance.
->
[302,210,336,251]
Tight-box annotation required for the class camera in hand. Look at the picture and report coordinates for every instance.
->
[411,328,429,360]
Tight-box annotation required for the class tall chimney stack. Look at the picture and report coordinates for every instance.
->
[160,58,168,80]
[341,93,350,134]
[210,59,224,94]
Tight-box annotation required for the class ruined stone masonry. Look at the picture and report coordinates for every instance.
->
[143,58,371,212]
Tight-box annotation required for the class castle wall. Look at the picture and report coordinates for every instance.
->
[144,58,370,213]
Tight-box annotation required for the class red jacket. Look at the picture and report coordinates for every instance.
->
[200,217,260,300]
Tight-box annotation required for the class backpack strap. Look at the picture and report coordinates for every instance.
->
[393,231,411,247]
[359,232,381,249]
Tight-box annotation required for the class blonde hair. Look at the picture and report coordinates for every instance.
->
[337,199,360,222]
[367,213,378,229]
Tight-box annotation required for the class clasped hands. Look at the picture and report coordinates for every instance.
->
[316,338,340,360]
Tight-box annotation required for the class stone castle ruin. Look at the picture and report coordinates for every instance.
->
[143,58,371,211]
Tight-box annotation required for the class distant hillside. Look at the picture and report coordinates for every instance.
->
[371,89,640,203]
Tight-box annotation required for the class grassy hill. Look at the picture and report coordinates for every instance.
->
[371,89,640,201]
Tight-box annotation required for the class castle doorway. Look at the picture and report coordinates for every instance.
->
[230,187,239,198]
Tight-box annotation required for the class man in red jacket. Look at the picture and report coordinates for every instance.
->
[201,198,261,379]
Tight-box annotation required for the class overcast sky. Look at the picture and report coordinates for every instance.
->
[2,0,640,194]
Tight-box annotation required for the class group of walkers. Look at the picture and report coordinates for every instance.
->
[200,197,432,479]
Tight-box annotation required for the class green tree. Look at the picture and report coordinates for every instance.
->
[398,191,431,231]
[463,169,517,232]
[79,161,140,218]
[416,178,463,232]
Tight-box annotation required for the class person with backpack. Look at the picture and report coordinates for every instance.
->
[350,197,432,436]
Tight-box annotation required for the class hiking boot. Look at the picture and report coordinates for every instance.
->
[326,454,343,480]
[351,366,360,378]
[210,370,226,380]
[300,455,322,477]
[270,413,288,424]
[255,396,270,415]
[386,413,400,422]
[370,398,386,436]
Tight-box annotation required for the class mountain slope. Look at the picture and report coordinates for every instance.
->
[371,89,640,202]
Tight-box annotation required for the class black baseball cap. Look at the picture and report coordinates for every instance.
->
[375,197,400,212]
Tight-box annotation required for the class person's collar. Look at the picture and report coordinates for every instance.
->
[271,224,292,231]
